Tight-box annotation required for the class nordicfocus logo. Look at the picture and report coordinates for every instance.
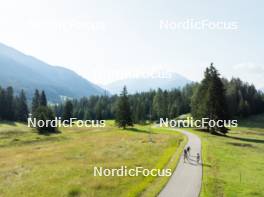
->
[160,18,239,31]
[27,115,105,128]
[160,117,238,128]
[94,166,172,177]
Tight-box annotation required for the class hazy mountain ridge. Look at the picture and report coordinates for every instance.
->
[105,73,191,94]
[0,43,105,102]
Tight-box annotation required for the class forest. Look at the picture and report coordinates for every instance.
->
[54,71,264,125]
[1,66,264,132]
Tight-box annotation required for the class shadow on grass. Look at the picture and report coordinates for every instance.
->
[194,128,264,144]
[195,129,264,144]
[193,128,227,136]
[201,163,212,167]
[37,129,61,136]
[125,127,155,134]
[186,158,212,167]
[225,135,264,144]
[226,142,255,148]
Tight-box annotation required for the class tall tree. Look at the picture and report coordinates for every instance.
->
[95,98,103,120]
[40,91,47,106]
[5,87,15,120]
[33,106,56,133]
[32,89,40,113]
[62,100,73,121]
[0,87,6,120]
[15,90,29,122]
[115,86,133,129]
[191,63,228,134]
[153,88,165,119]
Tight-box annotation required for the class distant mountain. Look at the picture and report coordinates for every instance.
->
[105,72,191,94]
[0,43,105,103]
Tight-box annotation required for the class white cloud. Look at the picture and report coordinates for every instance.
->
[230,63,264,88]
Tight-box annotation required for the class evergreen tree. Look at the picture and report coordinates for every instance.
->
[62,100,73,121]
[32,89,40,113]
[40,90,47,106]
[133,97,146,123]
[33,106,56,133]
[191,63,228,134]
[77,109,85,120]
[0,87,6,120]
[53,103,64,117]
[169,102,178,119]
[115,86,133,129]
[84,110,92,120]
[5,87,15,120]
[15,90,29,122]
[95,98,103,120]
[153,89,164,118]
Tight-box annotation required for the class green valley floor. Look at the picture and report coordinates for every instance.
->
[1,114,263,197]
[0,121,186,197]
[187,114,264,197]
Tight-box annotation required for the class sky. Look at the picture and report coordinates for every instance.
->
[0,0,263,88]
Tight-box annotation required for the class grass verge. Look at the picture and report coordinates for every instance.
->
[139,127,187,197]
[186,114,264,197]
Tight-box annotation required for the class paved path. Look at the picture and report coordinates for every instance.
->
[158,129,202,197]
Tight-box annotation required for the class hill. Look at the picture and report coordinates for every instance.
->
[0,43,105,103]
[105,72,191,94]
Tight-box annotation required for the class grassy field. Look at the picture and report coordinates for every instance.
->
[187,114,264,197]
[0,121,185,197]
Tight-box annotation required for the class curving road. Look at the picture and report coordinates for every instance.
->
[158,129,202,197]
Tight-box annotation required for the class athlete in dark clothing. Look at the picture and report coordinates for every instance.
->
[184,149,188,163]
[187,146,191,156]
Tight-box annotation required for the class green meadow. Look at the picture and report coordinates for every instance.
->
[1,114,264,197]
[187,114,264,197]
[0,121,186,197]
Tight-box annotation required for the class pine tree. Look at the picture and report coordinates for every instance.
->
[53,103,64,117]
[0,87,5,120]
[191,63,228,134]
[5,87,15,120]
[62,100,73,121]
[207,64,228,133]
[32,89,40,113]
[153,89,164,118]
[169,102,178,119]
[115,86,133,129]
[133,98,146,123]
[15,90,29,122]
[40,90,47,106]
[95,99,103,120]
[33,106,56,133]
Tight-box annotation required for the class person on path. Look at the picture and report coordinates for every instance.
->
[184,149,188,163]
[196,153,200,164]
[187,146,191,156]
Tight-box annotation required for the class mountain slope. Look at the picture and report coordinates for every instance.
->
[105,73,191,94]
[0,43,105,102]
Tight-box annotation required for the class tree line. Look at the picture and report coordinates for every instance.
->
[55,64,264,131]
[189,64,264,134]
[54,69,264,128]
[0,87,28,122]
[53,84,196,124]
[1,64,264,133]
